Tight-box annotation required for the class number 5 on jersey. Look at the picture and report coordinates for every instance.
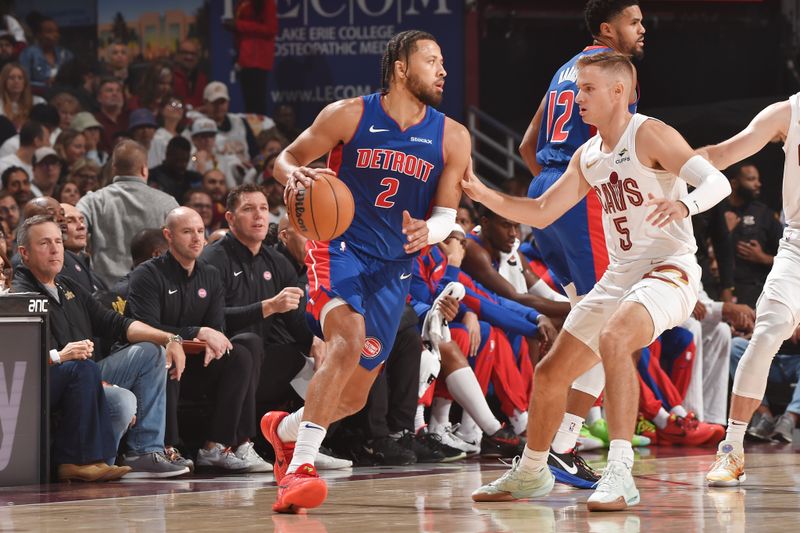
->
[375,177,400,208]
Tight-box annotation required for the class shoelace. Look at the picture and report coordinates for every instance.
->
[595,463,624,492]
[712,451,741,472]
[636,418,655,434]
[492,456,522,484]
[570,450,598,476]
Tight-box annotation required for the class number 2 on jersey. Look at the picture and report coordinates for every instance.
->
[546,90,575,143]
[375,177,400,208]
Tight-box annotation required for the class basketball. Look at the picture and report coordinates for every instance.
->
[287,175,355,241]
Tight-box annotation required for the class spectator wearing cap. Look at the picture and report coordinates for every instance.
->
[200,81,262,162]
[30,146,61,197]
[148,136,201,204]
[0,120,46,179]
[77,140,178,285]
[172,39,207,110]
[227,0,278,116]
[188,117,246,187]
[94,77,129,153]
[128,108,160,168]
[71,111,108,166]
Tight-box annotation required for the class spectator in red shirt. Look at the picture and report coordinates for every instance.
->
[172,39,207,110]
[93,77,128,153]
[227,0,278,115]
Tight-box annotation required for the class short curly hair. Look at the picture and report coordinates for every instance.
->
[584,0,639,36]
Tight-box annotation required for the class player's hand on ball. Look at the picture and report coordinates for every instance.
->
[645,193,689,228]
[284,166,337,203]
[402,210,428,254]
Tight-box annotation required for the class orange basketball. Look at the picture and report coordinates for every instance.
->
[287,175,355,241]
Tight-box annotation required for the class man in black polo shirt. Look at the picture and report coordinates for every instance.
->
[126,207,270,473]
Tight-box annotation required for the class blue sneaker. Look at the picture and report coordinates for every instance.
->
[547,448,600,489]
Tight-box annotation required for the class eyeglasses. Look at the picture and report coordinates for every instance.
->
[168,100,184,109]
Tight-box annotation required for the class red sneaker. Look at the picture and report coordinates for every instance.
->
[685,412,725,445]
[261,411,295,482]
[657,414,716,446]
[273,463,328,514]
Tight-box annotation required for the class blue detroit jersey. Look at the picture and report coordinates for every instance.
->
[328,92,445,261]
[536,46,638,168]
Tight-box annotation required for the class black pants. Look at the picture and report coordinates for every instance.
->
[239,68,269,115]
[353,308,422,438]
[166,333,263,446]
[256,342,307,410]
[50,359,116,465]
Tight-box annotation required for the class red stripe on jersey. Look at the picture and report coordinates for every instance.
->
[585,191,609,282]
[327,143,343,175]
[305,240,333,319]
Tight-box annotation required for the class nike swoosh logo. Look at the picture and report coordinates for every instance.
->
[168,289,178,295]
[586,158,599,169]
[400,272,412,280]
[233,271,243,277]
[550,452,578,475]
[369,125,389,133]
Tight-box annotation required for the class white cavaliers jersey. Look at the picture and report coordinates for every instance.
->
[782,93,800,230]
[579,113,698,264]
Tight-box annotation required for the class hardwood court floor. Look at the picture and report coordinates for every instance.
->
[1,443,798,532]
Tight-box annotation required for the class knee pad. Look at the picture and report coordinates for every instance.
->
[732,298,798,400]
[570,361,605,398]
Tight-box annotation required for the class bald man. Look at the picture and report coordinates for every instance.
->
[77,139,178,286]
[125,207,271,473]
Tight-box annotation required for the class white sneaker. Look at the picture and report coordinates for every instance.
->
[196,443,250,472]
[706,441,746,487]
[315,451,353,470]
[472,457,555,502]
[431,424,475,455]
[234,441,273,473]
[586,460,640,511]
[453,426,482,456]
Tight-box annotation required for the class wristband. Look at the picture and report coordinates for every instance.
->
[49,349,61,364]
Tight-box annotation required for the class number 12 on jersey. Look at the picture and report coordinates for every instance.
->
[546,90,575,143]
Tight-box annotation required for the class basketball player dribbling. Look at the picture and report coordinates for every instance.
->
[701,95,800,486]
[517,0,645,488]
[465,52,731,511]
[262,30,470,513]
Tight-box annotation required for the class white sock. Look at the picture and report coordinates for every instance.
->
[429,397,452,432]
[670,405,688,418]
[287,421,326,474]
[608,439,634,469]
[509,409,528,435]
[586,405,602,425]
[414,404,426,432]
[551,413,584,453]
[446,367,502,435]
[725,418,748,446]
[518,445,548,473]
[458,412,482,440]
[653,408,670,430]
[277,407,304,442]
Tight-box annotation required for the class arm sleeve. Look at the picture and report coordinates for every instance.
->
[678,156,732,216]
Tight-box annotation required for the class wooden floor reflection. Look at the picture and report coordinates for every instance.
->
[1,444,799,532]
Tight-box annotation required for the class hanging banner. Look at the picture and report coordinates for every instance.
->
[211,0,464,125]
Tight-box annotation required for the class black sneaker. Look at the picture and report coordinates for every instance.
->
[547,448,600,489]
[359,436,417,466]
[480,425,525,458]
[396,430,447,463]
[417,432,466,463]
